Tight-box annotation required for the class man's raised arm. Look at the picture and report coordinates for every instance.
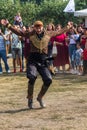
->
[0,19,29,37]
[48,22,73,37]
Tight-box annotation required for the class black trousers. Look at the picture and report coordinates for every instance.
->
[26,52,52,99]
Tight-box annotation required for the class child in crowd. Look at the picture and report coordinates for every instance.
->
[14,12,23,27]
[82,42,87,75]
[75,42,83,75]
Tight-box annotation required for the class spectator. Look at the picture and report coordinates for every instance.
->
[10,25,22,73]
[82,42,87,75]
[0,28,10,74]
[80,27,87,50]
[77,25,83,43]
[14,12,23,27]
[68,27,79,74]
[22,25,31,71]
[75,42,83,75]
[5,28,11,56]
[52,24,69,73]
[46,23,55,74]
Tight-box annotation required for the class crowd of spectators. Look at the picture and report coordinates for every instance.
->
[0,13,87,76]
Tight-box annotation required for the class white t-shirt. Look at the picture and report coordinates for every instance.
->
[69,34,79,44]
[11,33,21,49]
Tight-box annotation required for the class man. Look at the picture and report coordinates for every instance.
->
[1,19,72,109]
[10,25,22,73]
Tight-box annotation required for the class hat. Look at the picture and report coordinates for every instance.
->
[34,20,43,27]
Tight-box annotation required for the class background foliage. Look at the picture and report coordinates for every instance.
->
[0,0,87,26]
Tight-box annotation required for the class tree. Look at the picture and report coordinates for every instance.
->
[36,0,42,5]
[0,0,85,26]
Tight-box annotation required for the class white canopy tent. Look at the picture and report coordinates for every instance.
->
[74,9,87,27]
[74,9,87,17]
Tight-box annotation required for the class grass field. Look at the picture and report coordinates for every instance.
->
[0,59,87,130]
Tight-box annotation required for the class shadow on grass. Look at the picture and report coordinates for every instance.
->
[0,108,29,114]
[0,107,45,114]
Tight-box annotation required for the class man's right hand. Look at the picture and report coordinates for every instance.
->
[0,19,9,26]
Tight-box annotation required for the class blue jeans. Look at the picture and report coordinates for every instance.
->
[0,50,10,72]
[68,44,76,69]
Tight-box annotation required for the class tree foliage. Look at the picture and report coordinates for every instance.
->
[0,0,87,26]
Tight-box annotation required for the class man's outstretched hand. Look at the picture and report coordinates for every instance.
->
[0,19,9,26]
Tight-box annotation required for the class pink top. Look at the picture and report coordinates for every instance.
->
[52,33,67,45]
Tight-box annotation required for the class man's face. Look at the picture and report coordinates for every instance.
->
[34,26,43,34]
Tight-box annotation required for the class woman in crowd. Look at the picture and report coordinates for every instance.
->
[80,27,87,50]
[46,23,55,74]
[21,25,31,71]
[68,27,80,74]
[52,24,69,73]
[76,25,83,42]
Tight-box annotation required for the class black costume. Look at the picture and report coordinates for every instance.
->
[4,20,70,109]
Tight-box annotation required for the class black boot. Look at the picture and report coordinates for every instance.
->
[27,82,34,109]
[37,84,50,108]
[28,99,33,109]
[37,97,46,108]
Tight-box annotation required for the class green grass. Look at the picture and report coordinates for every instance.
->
[0,72,87,130]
